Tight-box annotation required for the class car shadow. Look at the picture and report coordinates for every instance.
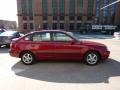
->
[12,58,120,83]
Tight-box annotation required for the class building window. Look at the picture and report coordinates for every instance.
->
[69,16,75,20]
[30,23,33,29]
[77,0,83,15]
[52,0,57,16]
[77,23,81,30]
[23,16,27,20]
[59,0,65,15]
[69,0,75,15]
[21,0,27,16]
[52,23,57,29]
[53,15,57,20]
[60,15,64,20]
[43,15,48,20]
[42,0,48,15]
[29,16,33,20]
[23,23,27,29]
[111,0,116,16]
[110,0,116,24]
[28,0,33,16]
[103,0,109,17]
[96,0,101,17]
[60,23,64,29]
[69,23,74,30]
[87,16,93,20]
[103,17,108,24]
[88,0,94,16]
[43,23,48,29]
[77,16,82,20]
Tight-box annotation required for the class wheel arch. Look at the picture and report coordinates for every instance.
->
[19,50,35,58]
[83,50,101,60]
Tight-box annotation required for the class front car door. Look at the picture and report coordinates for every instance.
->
[52,32,82,60]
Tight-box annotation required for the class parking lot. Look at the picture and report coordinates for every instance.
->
[0,35,120,90]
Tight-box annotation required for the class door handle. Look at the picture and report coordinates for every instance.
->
[31,45,35,47]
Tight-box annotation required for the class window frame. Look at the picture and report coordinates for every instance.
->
[52,32,74,42]
[31,32,52,42]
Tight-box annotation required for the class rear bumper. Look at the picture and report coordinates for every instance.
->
[9,49,19,58]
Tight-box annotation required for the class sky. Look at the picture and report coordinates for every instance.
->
[0,0,17,21]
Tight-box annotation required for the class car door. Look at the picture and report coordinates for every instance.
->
[28,32,55,60]
[52,32,83,60]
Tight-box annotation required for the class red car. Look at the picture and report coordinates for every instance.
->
[9,30,110,65]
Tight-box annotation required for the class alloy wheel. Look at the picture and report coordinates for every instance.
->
[85,52,99,65]
[21,52,34,65]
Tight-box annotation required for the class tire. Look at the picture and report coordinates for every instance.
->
[21,52,35,65]
[84,51,100,65]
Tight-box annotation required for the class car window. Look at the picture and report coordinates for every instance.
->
[53,32,73,41]
[32,32,51,41]
[24,35,32,41]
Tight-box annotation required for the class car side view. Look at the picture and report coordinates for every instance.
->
[9,30,110,65]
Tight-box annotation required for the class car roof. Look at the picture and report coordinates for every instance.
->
[32,30,64,33]
[28,30,67,35]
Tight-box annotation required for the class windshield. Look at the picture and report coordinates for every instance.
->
[0,31,17,36]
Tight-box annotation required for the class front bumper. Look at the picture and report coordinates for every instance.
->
[101,51,110,60]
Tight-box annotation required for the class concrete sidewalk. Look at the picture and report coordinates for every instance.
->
[74,34,113,39]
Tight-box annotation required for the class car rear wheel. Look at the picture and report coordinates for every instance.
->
[21,52,35,65]
[84,51,99,65]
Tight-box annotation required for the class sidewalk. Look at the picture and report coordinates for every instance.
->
[72,32,113,39]
[75,35,113,39]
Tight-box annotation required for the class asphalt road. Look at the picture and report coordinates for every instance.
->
[0,37,120,90]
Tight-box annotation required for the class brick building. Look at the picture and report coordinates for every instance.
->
[17,0,120,32]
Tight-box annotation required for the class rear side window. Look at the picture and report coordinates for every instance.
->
[32,32,51,41]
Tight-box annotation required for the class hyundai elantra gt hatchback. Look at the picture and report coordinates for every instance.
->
[9,30,110,65]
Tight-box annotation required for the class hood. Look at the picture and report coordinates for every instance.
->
[80,40,106,47]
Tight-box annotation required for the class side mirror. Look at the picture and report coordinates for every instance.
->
[71,40,76,45]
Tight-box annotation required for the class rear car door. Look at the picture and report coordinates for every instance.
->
[25,32,55,60]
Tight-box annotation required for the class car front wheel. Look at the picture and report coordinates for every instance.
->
[21,52,35,65]
[84,51,99,65]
